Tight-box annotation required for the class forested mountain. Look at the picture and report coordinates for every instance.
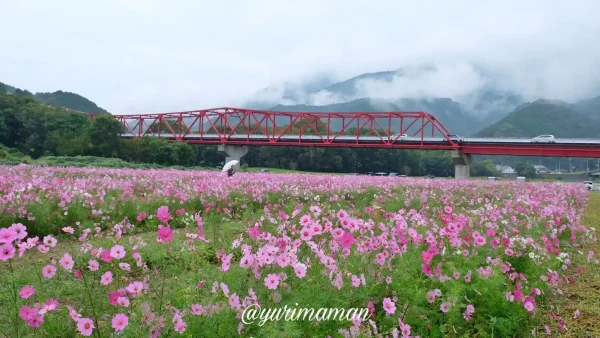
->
[471,99,600,171]
[271,98,483,135]
[0,82,110,114]
[573,95,600,119]
[474,100,599,138]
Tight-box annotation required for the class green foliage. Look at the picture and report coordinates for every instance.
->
[86,115,122,157]
[515,163,537,178]
[0,92,201,167]
[472,159,501,177]
[35,90,110,114]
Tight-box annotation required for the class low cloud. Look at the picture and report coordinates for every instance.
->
[249,58,600,115]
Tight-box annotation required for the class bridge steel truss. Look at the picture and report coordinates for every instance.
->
[84,107,600,158]
[110,107,461,150]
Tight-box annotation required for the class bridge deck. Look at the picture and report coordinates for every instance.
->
[120,133,600,145]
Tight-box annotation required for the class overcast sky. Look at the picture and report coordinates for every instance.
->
[1,0,599,114]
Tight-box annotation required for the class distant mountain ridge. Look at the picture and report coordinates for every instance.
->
[474,99,600,138]
[246,65,528,135]
[0,82,110,115]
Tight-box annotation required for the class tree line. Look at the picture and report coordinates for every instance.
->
[0,91,503,176]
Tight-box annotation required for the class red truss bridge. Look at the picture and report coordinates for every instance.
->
[97,107,600,178]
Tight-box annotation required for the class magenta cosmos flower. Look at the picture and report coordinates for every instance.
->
[338,232,355,249]
[19,285,35,299]
[157,226,173,243]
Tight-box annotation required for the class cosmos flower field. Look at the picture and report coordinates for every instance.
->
[0,164,598,337]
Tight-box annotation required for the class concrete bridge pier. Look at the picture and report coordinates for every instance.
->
[451,150,472,179]
[218,144,248,169]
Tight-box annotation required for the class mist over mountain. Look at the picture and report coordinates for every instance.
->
[243,61,600,136]
[246,63,528,134]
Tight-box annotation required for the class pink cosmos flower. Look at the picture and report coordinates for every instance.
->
[248,226,261,239]
[108,292,122,305]
[43,235,57,248]
[101,249,113,262]
[338,232,355,249]
[524,301,535,312]
[20,305,36,320]
[191,304,203,315]
[127,281,144,297]
[422,264,433,276]
[0,243,15,260]
[137,212,147,221]
[0,227,18,244]
[427,292,436,303]
[229,293,241,309]
[157,226,173,243]
[101,271,113,285]
[300,228,313,241]
[19,285,35,299]
[112,313,129,331]
[174,320,187,333]
[45,298,59,310]
[264,273,280,290]
[11,223,27,240]
[383,297,396,315]
[150,328,161,338]
[77,318,95,336]
[37,244,49,254]
[60,253,74,270]
[400,323,411,336]
[88,260,99,271]
[300,214,312,227]
[42,265,57,278]
[156,206,172,223]
[110,245,125,259]
[294,263,307,278]
[352,275,361,287]
[27,315,44,328]
[440,302,451,313]
[117,297,130,307]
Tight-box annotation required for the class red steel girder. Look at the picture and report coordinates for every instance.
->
[461,145,600,158]
[109,107,459,146]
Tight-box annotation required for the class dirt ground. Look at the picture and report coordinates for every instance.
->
[559,192,600,337]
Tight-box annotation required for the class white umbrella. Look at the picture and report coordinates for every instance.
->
[222,160,239,172]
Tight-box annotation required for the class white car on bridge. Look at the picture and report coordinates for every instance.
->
[531,135,556,143]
